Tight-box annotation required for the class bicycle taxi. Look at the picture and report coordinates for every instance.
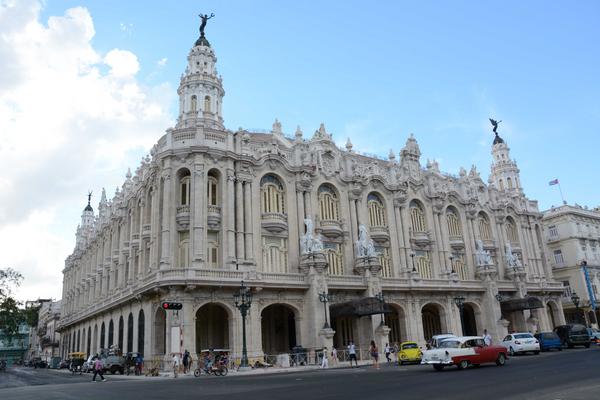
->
[194,349,229,377]
[68,352,86,375]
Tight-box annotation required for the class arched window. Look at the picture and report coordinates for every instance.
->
[261,237,288,273]
[377,246,392,277]
[178,231,189,268]
[499,179,504,191]
[318,184,340,222]
[415,250,432,279]
[507,177,513,189]
[190,95,197,112]
[506,217,519,244]
[451,254,469,280]
[478,212,492,240]
[137,310,145,356]
[207,171,219,206]
[207,232,219,268]
[204,95,211,113]
[178,169,191,206]
[261,174,285,214]
[410,200,427,233]
[368,193,387,228]
[446,207,462,238]
[324,243,343,276]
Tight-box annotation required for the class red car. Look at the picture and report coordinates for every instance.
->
[421,336,508,371]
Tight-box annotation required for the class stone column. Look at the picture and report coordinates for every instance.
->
[296,189,305,239]
[160,171,172,269]
[192,163,205,267]
[150,186,160,271]
[225,169,236,264]
[235,179,245,261]
[243,181,254,262]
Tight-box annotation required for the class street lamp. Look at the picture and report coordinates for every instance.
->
[495,293,504,302]
[410,253,416,272]
[233,280,252,369]
[318,292,334,329]
[449,254,455,274]
[571,291,582,324]
[453,295,466,336]
[375,292,386,325]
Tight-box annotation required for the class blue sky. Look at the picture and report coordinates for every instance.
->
[2,0,599,300]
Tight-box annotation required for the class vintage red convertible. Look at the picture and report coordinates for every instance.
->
[421,336,508,371]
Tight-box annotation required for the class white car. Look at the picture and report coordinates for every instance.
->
[428,334,458,349]
[501,333,540,355]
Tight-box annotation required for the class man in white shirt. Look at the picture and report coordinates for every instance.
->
[483,329,492,346]
[347,341,358,368]
[172,353,181,378]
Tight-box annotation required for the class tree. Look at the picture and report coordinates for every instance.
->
[0,268,23,300]
[0,268,26,340]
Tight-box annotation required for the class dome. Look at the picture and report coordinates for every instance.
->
[493,133,504,145]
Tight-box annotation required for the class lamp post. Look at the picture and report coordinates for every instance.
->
[233,280,252,369]
[318,292,334,329]
[453,295,466,336]
[410,253,416,272]
[495,293,503,302]
[375,292,386,326]
[449,254,455,274]
[571,291,582,324]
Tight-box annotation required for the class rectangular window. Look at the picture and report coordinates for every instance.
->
[553,249,564,265]
[562,280,572,297]
[548,225,558,239]
[180,182,188,205]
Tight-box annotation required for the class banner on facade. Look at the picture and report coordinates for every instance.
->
[330,297,393,318]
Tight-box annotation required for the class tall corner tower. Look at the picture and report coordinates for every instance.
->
[176,15,225,130]
[489,128,522,194]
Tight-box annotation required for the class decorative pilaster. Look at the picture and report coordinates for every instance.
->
[192,163,205,267]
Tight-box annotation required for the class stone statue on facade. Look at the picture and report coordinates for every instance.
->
[199,13,215,37]
[475,239,493,266]
[356,224,378,258]
[505,243,522,268]
[300,218,323,255]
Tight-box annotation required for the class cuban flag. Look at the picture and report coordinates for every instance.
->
[548,179,559,186]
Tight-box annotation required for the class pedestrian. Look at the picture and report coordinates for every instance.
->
[331,347,338,366]
[182,349,190,374]
[384,343,391,364]
[483,329,492,346]
[347,341,358,368]
[370,340,379,370]
[92,357,106,382]
[393,343,400,364]
[172,353,181,378]
[320,347,329,369]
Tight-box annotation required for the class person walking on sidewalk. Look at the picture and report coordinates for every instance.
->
[370,340,380,370]
[320,347,329,369]
[92,357,106,382]
[347,341,358,368]
[182,350,190,374]
[331,347,338,366]
[393,343,400,364]
[384,343,391,364]
[172,353,181,378]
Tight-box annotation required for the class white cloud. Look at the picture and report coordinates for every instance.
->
[157,57,167,67]
[0,0,174,301]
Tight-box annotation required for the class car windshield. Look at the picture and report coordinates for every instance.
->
[402,343,418,349]
[542,333,558,340]
[438,340,461,348]
[514,334,533,339]
[571,325,587,334]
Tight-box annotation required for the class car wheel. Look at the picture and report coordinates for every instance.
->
[496,353,506,366]
[119,368,124,375]
[110,368,116,375]
[585,343,590,348]
[433,364,444,371]
[220,367,228,377]
[457,360,469,370]
[193,369,200,377]
[509,347,515,356]
[399,361,404,365]
[558,347,563,351]
[534,351,540,355]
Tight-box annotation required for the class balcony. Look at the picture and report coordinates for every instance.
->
[410,230,431,246]
[482,239,496,250]
[319,219,343,238]
[142,224,151,239]
[207,205,222,230]
[176,205,190,230]
[121,241,130,255]
[130,233,141,248]
[112,249,120,262]
[261,212,288,233]
[369,226,389,241]
[448,235,464,248]
[546,233,560,243]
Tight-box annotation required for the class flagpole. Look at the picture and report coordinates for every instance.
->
[557,182,566,205]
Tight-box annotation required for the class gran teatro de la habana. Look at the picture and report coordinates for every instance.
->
[57,20,566,363]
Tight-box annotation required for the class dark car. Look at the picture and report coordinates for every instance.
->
[534,332,563,351]
[103,355,125,374]
[554,324,591,348]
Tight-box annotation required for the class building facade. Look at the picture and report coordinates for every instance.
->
[543,204,600,326]
[58,22,565,363]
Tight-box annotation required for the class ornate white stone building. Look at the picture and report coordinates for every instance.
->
[58,22,565,363]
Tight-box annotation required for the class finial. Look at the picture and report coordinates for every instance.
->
[126,168,132,179]
[295,125,303,139]
[388,149,395,161]
[87,191,92,205]
[345,138,353,151]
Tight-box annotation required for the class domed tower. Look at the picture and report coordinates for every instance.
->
[76,192,95,249]
[489,121,522,194]
[399,133,422,178]
[176,14,225,130]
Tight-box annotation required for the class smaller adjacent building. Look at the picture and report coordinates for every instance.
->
[543,204,600,327]
[25,299,62,363]
[0,324,30,366]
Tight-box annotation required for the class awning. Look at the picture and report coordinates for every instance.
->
[330,297,393,318]
[500,297,544,312]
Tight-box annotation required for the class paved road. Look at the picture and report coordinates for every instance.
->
[1,347,599,400]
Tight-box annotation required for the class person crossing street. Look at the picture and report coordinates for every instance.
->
[92,357,106,382]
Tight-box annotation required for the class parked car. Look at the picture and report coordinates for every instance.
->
[586,327,600,343]
[534,332,563,352]
[398,342,422,365]
[421,336,508,371]
[82,355,99,373]
[103,355,125,374]
[554,324,591,348]
[501,333,540,355]
[427,334,457,349]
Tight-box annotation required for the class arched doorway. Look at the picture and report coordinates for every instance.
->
[332,316,355,349]
[118,316,124,351]
[463,304,478,336]
[77,330,81,351]
[154,308,166,355]
[87,326,91,356]
[261,304,297,354]
[195,304,229,351]
[100,323,105,349]
[138,310,145,355]
[108,320,114,348]
[93,324,98,354]
[422,304,444,341]
[546,301,560,329]
[127,313,134,353]
[387,305,408,345]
